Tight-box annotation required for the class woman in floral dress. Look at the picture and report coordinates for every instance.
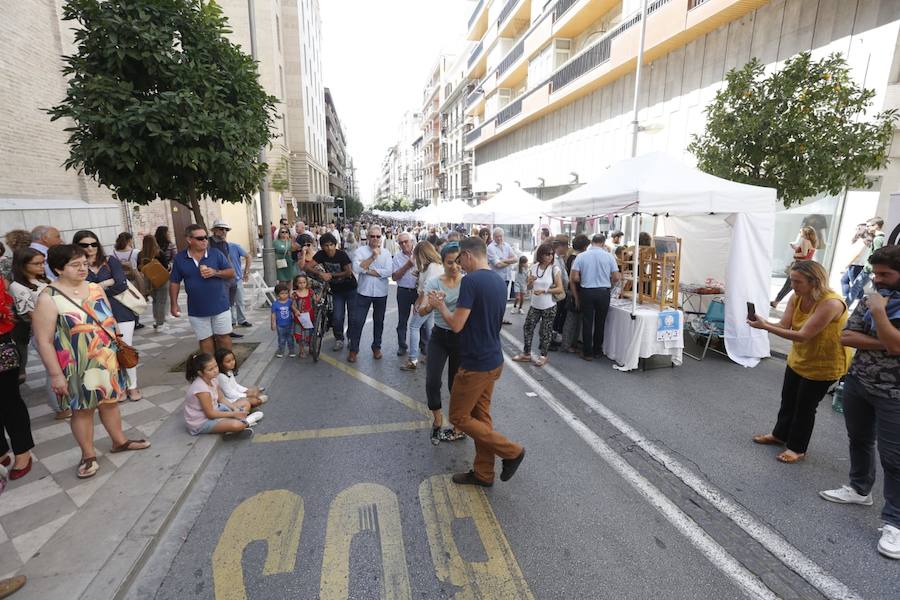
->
[32,244,150,479]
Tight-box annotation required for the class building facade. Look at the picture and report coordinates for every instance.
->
[325,87,348,201]
[463,0,900,279]
[439,51,477,205]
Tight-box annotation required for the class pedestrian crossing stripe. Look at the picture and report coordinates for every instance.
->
[253,421,432,443]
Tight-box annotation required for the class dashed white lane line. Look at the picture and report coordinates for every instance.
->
[500,329,862,600]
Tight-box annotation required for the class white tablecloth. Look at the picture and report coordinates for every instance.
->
[602,301,684,371]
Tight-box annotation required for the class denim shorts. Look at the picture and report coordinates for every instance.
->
[190,403,233,435]
[188,310,233,341]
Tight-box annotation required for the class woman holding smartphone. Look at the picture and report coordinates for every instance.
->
[749,261,850,463]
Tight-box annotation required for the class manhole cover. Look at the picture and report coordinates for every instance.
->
[169,342,260,373]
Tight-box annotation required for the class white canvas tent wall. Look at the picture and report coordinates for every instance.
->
[545,152,776,367]
[462,186,544,225]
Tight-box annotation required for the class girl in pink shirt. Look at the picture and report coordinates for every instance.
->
[184,353,262,435]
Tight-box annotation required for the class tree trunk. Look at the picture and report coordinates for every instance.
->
[187,188,206,230]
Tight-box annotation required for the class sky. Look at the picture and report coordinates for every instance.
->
[319,0,473,205]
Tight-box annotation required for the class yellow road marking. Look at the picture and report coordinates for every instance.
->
[318,352,431,417]
[419,474,535,599]
[254,420,433,443]
[212,490,304,600]
[320,483,412,600]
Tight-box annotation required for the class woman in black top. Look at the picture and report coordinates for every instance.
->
[138,234,170,330]
[305,233,356,351]
[75,230,142,401]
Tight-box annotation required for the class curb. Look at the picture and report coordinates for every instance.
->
[19,328,276,600]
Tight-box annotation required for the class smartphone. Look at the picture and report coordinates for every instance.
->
[746,302,756,321]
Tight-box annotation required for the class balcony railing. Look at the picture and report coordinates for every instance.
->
[495,97,523,126]
[496,0,520,28]
[466,127,482,145]
[468,40,484,68]
[553,0,578,22]
[688,0,712,8]
[496,38,525,77]
[468,0,485,29]
[549,37,612,93]
[466,89,481,108]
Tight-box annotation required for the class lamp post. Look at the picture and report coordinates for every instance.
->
[247,0,276,285]
[628,0,649,317]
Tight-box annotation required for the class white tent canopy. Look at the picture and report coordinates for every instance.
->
[547,152,777,368]
[462,186,544,225]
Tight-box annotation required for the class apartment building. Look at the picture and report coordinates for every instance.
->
[439,51,477,205]
[325,88,348,201]
[421,56,458,205]
[463,0,900,274]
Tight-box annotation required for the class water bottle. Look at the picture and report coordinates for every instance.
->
[831,381,844,414]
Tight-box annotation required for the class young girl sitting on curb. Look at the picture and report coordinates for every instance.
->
[184,352,262,435]
[214,348,268,407]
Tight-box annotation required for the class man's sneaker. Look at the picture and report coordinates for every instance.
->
[397,347,407,356]
[500,448,525,482]
[440,429,467,442]
[289,352,297,358]
[229,332,244,338]
[333,340,344,351]
[275,352,284,358]
[451,471,492,487]
[400,360,418,371]
[431,426,441,446]
[819,485,873,506]
[244,411,264,427]
[239,321,253,328]
[878,524,900,559]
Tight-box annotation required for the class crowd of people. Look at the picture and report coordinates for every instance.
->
[0,211,897,562]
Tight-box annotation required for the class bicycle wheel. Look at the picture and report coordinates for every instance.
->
[310,304,327,362]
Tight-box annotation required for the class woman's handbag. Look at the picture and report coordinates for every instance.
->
[139,258,170,290]
[0,338,20,373]
[114,280,148,315]
[51,287,140,369]
[276,258,289,269]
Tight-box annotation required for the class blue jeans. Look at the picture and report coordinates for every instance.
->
[848,269,871,304]
[407,310,434,361]
[348,294,387,352]
[843,374,900,528]
[840,265,863,303]
[276,324,295,354]
[396,287,418,350]
[331,288,356,341]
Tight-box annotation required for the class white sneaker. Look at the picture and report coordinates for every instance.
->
[878,524,900,559]
[289,353,297,358]
[244,411,264,427]
[819,485,873,506]
[333,340,344,351]
[275,353,284,358]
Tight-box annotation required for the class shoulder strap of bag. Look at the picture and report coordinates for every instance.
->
[49,285,118,341]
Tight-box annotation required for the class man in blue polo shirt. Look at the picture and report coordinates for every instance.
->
[170,224,236,353]
[431,236,525,487]
[570,233,621,360]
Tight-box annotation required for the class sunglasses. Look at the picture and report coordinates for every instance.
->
[191,236,209,241]
[370,235,382,239]
[77,242,99,248]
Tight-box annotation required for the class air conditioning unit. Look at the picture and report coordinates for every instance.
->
[554,39,572,68]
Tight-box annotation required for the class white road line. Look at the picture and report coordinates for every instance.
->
[503,355,778,600]
[500,329,862,600]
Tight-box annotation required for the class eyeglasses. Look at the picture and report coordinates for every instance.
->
[191,236,209,242]
[77,242,99,248]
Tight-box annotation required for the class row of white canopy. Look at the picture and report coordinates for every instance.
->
[370,152,779,369]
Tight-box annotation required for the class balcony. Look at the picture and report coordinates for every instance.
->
[495,97,523,126]
[466,89,482,109]
[468,40,484,69]
[496,37,524,78]
[466,127,482,146]
[553,0,578,22]
[467,0,489,40]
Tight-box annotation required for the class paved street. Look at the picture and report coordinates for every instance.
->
[126,288,895,600]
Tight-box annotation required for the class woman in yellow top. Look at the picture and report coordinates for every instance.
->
[749,261,851,463]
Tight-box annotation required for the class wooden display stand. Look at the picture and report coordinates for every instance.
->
[615,237,681,310]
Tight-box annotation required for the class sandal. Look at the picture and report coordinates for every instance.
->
[77,457,99,479]
[534,356,548,367]
[752,434,784,446]
[512,353,532,363]
[110,439,150,453]
[776,450,806,463]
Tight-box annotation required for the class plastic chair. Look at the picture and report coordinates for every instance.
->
[249,271,276,307]
[685,298,726,360]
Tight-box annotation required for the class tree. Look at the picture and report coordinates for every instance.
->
[49,0,278,228]
[688,52,897,207]
[342,195,364,219]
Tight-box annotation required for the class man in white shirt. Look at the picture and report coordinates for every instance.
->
[486,227,518,325]
[392,232,418,356]
[347,225,392,363]
[29,225,63,281]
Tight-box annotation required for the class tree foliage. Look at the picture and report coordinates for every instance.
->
[49,0,278,227]
[371,196,430,212]
[342,195,364,219]
[688,52,897,207]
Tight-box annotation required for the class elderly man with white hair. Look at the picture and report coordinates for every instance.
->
[392,231,419,356]
[486,227,518,325]
[347,225,393,363]
[29,225,63,281]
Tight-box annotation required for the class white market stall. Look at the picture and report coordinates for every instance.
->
[462,186,544,225]
[546,152,776,368]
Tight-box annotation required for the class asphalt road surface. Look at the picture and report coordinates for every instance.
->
[134,291,896,600]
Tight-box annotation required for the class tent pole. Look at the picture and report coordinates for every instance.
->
[632,213,640,318]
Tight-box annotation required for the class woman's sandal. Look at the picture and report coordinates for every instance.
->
[776,451,806,463]
[110,439,151,453]
[128,389,143,402]
[512,354,532,363]
[752,434,784,445]
[77,457,99,479]
[534,356,548,367]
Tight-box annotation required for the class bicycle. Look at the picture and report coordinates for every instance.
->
[310,281,333,362]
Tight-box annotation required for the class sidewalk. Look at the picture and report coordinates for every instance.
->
[0,268,277,598]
